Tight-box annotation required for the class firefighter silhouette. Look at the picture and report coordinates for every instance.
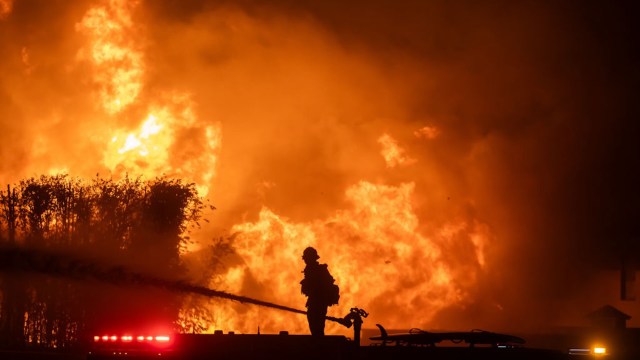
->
[300,247,339,336]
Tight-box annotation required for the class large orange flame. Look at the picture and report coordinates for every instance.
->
[76,0,221,196]
[4,0,491,335]
[202,181,488,334]
[76,0,143,114]
[71,0,489,334]
[3,0,637,336]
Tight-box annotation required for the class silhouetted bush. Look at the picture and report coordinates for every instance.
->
[0,175,203,350]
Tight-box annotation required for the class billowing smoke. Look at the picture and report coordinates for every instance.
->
[1,0,638,334]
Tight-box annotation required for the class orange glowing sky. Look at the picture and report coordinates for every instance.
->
[1,0,639,333]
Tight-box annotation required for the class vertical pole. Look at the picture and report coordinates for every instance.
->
[353,313,363,347]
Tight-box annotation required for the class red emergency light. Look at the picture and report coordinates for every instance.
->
[93,334,171,344]
[90,332,175,358]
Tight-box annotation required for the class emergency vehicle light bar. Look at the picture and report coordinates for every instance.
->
[93,335,171,342]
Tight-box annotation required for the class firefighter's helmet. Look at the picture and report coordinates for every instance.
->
[302,247,320,261]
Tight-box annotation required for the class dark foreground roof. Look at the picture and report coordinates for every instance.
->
[587,305,631,320]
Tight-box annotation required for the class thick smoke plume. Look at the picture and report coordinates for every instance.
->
[0,0,638,334]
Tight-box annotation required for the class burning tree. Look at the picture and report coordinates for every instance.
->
[0,174,204,350]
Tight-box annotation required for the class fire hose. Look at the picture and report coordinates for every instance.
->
[0,247,368,344]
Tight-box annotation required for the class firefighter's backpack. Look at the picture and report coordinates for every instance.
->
[327,283,340,306]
